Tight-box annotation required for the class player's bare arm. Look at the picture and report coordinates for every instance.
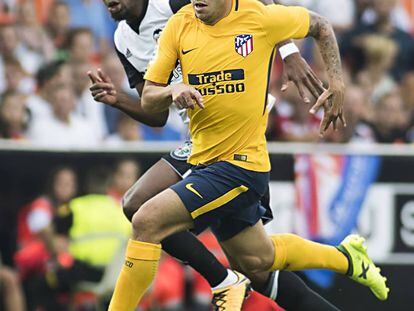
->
[142,81,204,113]
[88,69,169,127]
[306,12,346,135]
[260,0,325,102]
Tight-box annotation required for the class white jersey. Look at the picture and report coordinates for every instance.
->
[114,0,186,86]
[114,0,189,124]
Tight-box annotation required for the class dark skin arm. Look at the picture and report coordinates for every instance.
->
[88,69,169,127]
[142,80,204,113]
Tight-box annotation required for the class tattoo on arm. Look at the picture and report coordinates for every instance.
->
[307,12,343,83]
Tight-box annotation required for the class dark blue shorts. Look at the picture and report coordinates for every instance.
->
[170,161,270,241]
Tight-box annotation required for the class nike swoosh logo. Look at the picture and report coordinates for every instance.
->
[185,183,203,199]
[182,48,198,55]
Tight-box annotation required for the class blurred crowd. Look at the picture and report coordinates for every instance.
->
[0,0,186,146]
[0,0,414,145]
[0,160,138,310]
[1,159,280,311]
[272,0,414,144]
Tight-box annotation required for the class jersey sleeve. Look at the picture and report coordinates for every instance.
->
[262,5,310,46]
[144,17,179,84]
[115,48,144,89]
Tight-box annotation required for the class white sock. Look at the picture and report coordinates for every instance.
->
[212,269,239,290]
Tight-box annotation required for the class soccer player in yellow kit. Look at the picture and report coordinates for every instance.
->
[108,1,389,310]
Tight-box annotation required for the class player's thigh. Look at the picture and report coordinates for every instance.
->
[132,188,194,243]
[219,221,275,275]
[123,159,183,219]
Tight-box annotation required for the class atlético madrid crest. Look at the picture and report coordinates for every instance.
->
[235,34,253,57]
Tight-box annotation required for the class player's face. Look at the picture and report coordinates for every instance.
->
[103,0,145,21]
[192,0,231,25]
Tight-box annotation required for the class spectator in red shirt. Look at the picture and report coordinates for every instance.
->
[15,166,78,278]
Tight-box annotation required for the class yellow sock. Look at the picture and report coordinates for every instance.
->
[108,239,161,311]
[270,234,348,274]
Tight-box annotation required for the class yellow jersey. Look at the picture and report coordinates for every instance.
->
[145,0,309,172]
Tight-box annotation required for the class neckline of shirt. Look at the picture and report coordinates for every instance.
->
[126,0,150,35]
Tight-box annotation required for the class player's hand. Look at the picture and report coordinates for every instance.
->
[88,68,118,106]
[281,53,325,103]
[310,80,346,137]
[171,83,204,110]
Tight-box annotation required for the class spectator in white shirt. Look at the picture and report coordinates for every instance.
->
[2,56,35,95]
[72,61,107,139]
[28,85,99,147]
[16,1,56,62]
[26,60,72,121]
[0,23,45,79]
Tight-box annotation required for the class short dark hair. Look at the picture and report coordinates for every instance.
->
[46,165,77,199]
[65,27,92,49]
[36,60,66,88]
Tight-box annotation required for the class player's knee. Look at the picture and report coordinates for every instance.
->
[131,201,163,243]
[122,186,146,222]
[237,251,274,275]
[131,211,155,240]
